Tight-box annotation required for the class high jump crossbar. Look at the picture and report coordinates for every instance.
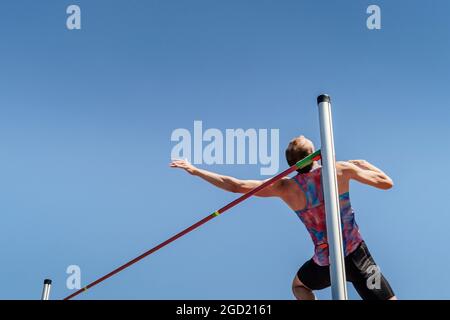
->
[62,151,321,300]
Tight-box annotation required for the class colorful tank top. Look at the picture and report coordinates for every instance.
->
[292,167,363,266]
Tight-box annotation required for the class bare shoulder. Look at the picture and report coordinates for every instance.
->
[278,176,294,189]
[275,177,296,195]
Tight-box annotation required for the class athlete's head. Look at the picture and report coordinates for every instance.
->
[285,135,315,173]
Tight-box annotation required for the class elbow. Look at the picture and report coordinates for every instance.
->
[231,180,255,194]
[232,182,249,194]
[225,178,245,193]
[379,178,394,190]
[374,172,394,190]
[229,184,241,193]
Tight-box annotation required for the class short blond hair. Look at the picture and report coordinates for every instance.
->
[285,136,315,173]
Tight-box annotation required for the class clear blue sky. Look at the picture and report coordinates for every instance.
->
[1,0,449,300]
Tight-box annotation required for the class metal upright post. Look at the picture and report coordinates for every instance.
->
[41,279,52,300]
[317,94,348,300]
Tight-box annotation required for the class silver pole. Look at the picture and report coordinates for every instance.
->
[317,94,348,300]
[41,279,52,300]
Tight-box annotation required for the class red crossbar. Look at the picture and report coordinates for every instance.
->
[63,151,321,300]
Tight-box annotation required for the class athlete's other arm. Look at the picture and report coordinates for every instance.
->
[338,160,394,190]
[169,159,286,197]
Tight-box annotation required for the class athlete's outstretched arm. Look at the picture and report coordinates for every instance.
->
[338,160,394,190]
[169,159,285,197]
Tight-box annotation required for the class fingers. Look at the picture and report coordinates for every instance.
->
[169,159,196,174]
[170,162,184,168]
[169,159,189,169]
[170,159,188,164]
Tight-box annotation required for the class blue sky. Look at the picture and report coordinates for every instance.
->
[0,0,449,300]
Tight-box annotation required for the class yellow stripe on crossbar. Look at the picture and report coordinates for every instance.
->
[212,211,220,217]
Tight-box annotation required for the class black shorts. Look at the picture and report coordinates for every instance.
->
[297,241,395,300]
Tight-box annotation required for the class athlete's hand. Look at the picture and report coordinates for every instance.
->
[169,159,198,175]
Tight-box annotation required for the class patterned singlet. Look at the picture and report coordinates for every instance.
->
[292,166,363,266]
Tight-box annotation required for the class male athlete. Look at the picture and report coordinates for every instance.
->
[170,135,396,300]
